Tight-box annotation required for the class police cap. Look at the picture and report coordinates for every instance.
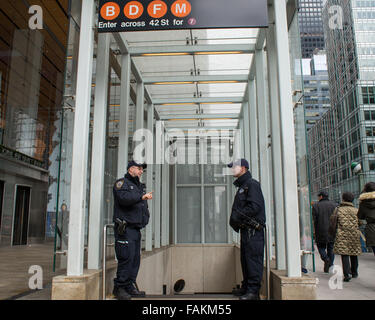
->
[127,160,147,170]
[227,158,249,169]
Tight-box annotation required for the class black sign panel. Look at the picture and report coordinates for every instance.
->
[98,0,268,33]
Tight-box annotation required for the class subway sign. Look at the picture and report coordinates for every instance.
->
[98,0,268,32]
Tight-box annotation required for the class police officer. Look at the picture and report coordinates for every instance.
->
[228,159,266,300]
[112,160,153,300]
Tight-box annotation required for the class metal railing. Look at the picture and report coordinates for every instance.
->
[102,223,115,300]
[264,225,271,300]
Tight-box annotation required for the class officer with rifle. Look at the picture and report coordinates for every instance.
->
[228,159,266,300]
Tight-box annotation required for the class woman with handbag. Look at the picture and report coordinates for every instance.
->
[329,192,361,282]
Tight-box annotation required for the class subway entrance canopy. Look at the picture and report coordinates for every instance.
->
[53,0,314,299]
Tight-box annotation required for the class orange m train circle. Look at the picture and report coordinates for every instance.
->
[171,0,191,18]
[100,0,192,20]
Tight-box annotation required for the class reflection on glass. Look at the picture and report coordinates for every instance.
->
[177,187,201,243]
[176,164,201,184]
[204,164,226,184]
[204,186,227,243]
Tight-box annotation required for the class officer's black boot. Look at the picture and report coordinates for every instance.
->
[113,286,131,300]
[232,287,247,297]
[239,292,260,300]
[126,285,146,297]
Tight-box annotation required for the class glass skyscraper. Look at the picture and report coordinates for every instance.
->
[303,50,331,130]
[308,0,375,202]
[298,0,326,58]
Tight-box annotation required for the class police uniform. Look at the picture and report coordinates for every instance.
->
[229,161,266,300]
[112,170,150,296]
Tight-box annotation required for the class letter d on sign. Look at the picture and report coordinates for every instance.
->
[28,265,43,290]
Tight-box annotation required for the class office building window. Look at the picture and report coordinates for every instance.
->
[362,87,375,104]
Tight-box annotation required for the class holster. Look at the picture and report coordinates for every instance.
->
[115,218,127,236]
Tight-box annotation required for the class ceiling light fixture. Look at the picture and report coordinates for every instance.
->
[152,81,194,85]
[195,51,243,55]
[198,81,239,84]
[142,52,190,56]
[160,103,198,106]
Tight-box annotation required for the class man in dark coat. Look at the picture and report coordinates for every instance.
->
[112,160,153,300]
[228,159,266,300]
[358,182,375,255]
[312,191,338,273]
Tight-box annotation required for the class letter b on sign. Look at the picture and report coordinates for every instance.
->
[101,2,120,20]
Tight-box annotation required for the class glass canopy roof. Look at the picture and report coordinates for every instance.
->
[106,27,260,133]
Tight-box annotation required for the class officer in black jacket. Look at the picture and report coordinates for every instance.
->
[112,160,153,300]
[228,159,266,300]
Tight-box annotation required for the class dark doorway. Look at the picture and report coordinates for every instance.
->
[12,186,31,245]
[0,181,4,231]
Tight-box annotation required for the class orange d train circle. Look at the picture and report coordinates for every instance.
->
[100,2,121,20]
[147,0,168,19]
[124,1,144,19]
[171,0,191,18]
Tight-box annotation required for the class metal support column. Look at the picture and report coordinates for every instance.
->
[67,0,95,276]
[248,80,259,180]
[134,81,145,162]
[255,48,273,261]
[161,124,169,246]
[267,15,286,270]
[242,102,251,161]
[88,33,110,270]
[161,126,169,246]
[117,53,131,177]
[274,0,301,277]
[154,121,162,248]
[145,104,154,251]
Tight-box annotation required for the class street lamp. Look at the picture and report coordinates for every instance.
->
[351,161,364,195]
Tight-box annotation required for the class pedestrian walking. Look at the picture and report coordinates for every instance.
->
[312,191,338,273]
[329,192,361,282]
[358,182,375,256]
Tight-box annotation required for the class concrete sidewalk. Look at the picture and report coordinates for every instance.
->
[0,243,64,300]
[313,251,375,300]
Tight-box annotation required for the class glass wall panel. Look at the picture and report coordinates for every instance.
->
[176,164,201,184]
[177,187,201,243]
[204,186,227,243]
[204,164,226,184]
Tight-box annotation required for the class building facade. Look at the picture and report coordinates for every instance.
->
[303,50,331,130]
[0,1,69,245]
[309,0,375,201]
[298,0,326,58]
